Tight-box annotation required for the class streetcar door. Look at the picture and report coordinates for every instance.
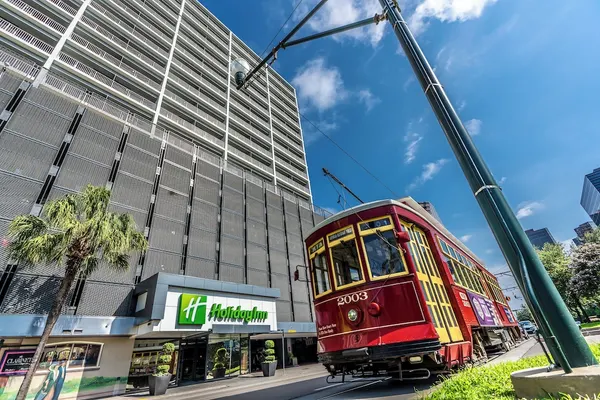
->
[401,222,464,343]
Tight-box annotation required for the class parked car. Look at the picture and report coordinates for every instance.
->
[519,320,537,334]
[575,320,582,330]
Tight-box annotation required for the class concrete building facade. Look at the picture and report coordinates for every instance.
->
[0,0,328,397]
[581,167,600,226]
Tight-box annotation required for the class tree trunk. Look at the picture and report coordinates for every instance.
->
[15,261,79,400]
[574,297,590,323]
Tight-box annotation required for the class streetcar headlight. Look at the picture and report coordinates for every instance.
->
[409,356,423,364]
[347,309,359,322]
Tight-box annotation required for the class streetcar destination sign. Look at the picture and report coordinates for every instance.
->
[328,227,353,242]
[359,217,392,231]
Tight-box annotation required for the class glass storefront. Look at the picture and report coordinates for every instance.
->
[206,334,249,379]
[127,334,250,390]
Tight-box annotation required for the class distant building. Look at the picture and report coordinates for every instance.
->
[525,228,557,249]
[575,221,597,240]
[418,201,442,223]
[581,168,600,226]
[573,237,584,246]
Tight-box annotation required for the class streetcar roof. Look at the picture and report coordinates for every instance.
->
[307,197,486,267]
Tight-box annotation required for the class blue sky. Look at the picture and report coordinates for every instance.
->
[204,0,600,307]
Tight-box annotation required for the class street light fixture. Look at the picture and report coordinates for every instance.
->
[231,58,250,86]
[232,0,598,370]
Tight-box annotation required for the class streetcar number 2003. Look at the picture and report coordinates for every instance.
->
[337,292,368,305]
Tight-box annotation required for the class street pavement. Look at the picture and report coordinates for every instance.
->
[110,336,599,400]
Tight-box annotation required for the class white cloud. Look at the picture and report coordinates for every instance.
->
[357,89,381,112]
[404,132,423,164]
[485,249,494,254]
[408,0,498,36]
[407,158,449,191]
[292,58,347,112]
[458,100,467,111]
[302,117,338,145]
[295,0,385,47]
[460,234,473,243]
[465,118,482,136]
[498,176,507,185]
[403,75,416,91]
[516,201,544,219]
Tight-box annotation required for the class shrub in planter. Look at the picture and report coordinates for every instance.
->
[262,340,277,377]
[149,342,174,395]
[212,348,227,379]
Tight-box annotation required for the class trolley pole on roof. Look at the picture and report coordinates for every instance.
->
[322,168,364,204]
[231,0,597,369]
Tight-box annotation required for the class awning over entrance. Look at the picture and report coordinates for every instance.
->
[250,332,317,340]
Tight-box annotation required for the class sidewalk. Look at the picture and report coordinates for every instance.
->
[487,338,538,365]
[107,363,328,400]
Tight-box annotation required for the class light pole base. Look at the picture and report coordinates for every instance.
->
[511,365,600,399]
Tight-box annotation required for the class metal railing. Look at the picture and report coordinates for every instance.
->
[101,0,171,43]
[229,111,270,141]
[168,74,226,114]
[270,92,300,124]
[69,32,161,90]
[274,143,305,165]
[179,22,227,65]
[47,0,77,15]
[42,73,162,139]
[269,72,296,100]
[277,174,309,194]
[176,35,227,77]
[170,57,226,99]
[185,5,229,48]
[228,127,272,159]
[163,89,225,131]
[159,108,224,149]
[140,0,177,24]
[228,146,273,175]
[272,111,301,139]
[270,82,296,109]
[275,155,308,179]
[57,53,156,109]
[272,126,304,154]
[89,1,168,58]
[5,0,66,33]
[80,15,165,73]
[0,47,40,77]
[0,18,54,54]
[232,88,269,115]
[121,0,175,32]
[230,98,270,132]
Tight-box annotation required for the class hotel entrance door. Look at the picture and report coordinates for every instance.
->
[177,335,208,383]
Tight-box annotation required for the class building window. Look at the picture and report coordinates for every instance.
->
[312,252,331,296]
[362,230,407,279]
[39,343,103,370]
[330,240,363,288]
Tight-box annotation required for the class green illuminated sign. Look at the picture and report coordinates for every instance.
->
[178,294,207,325]
[177,294,269,326]
[209,304,268,322]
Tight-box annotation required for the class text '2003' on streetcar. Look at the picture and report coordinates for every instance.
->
[302,197,520,381]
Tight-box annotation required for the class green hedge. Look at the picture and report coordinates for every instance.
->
[423,344,600,400]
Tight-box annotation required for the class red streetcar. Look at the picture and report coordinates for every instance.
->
[302,198,521,380]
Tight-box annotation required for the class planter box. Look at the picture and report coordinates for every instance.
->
[291,357,298,367]
[148,374,171,396]
[262,361,276,377]
[213,368,226,379]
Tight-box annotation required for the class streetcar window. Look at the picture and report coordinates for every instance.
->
[363,230,406,278]
[427,305,438,327]
[312,252,331,296]
[439,238,449,253]
[445,257,458,282]
[330,240,363,288]
[420,282,429,301]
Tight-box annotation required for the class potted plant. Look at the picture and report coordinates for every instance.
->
[288,351,298,367]
[261,340,277,377]
[149,342,174,396]
[212,348,227,379]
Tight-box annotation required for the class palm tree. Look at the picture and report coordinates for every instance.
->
[7,185,147,400]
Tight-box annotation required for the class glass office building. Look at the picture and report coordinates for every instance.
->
[0,0,327,397]
[581,168,600,226]
[524,228,556,249]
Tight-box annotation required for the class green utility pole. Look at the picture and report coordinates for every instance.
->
[378,0,596,368]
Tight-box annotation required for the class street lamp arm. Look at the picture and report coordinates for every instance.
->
[236,0,330,89]
[282,14,386,49]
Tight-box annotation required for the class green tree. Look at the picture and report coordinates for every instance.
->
[7,185,147,400]
[516,307,532,322]
[570,242,600,302]
[536,243,589,322]
[582,226,600,244]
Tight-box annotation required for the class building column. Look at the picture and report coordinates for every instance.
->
[265,68,277,185]
[223,31,233,164]
[33,0,92,87]
[151,0,187,135]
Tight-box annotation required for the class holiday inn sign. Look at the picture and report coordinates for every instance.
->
[178,293,269,325]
